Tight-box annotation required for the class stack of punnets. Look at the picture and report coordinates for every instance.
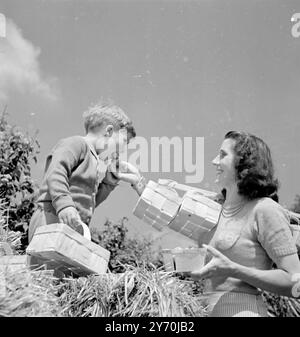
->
[133,179,221,243]
[134,180,300,250]
[170,191,221,242]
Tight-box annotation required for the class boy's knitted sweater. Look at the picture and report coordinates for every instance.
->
[37,136,119,225]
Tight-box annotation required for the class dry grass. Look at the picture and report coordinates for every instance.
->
[0,268,62,317]
[58,265,207,317]
[0,264,207,317]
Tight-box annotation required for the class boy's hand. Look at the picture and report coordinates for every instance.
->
[58,206,82,231]
[109,161,141,185]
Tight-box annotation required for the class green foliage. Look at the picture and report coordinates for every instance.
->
[91,217,164,273]
[0,199,23,254]
[92,217,128,256]
[0,109,40,251]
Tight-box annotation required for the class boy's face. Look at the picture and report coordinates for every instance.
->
[110,128,129,156]
[96,127,129,162]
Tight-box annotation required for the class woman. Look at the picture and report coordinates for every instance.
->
[192,131,300,317]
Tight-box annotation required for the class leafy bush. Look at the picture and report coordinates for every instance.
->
[0,198,25,256]
[91,217,164,273]
[0,109,40,251]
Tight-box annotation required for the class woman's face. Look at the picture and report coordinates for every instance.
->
[212,138,237,190]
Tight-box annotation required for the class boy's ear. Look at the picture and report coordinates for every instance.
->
[105,124,114,137]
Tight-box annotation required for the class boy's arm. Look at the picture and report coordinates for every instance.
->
[95,170,120,207]
[95,161,145,207]
[45,137,84,214]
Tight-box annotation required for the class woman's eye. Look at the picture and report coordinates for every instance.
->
[219,151,227,159]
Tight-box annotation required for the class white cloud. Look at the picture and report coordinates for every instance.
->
[0,18,58,102]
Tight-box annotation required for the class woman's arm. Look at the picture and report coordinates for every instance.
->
[233,253,300,297]
[191,244,300,298]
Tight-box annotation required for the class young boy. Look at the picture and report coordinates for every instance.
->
[28,101,143,245]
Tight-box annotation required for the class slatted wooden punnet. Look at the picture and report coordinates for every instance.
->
[26,223,110,276]
[133,180,182,231]
[169,191,222,243]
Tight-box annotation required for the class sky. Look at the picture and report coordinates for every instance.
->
[0,0,300,248]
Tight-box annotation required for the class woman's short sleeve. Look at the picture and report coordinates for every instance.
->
[254,199,297,263]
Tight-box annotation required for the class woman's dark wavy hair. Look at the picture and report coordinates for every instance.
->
[223,131,279,202]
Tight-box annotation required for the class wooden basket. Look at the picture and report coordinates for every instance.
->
[133,180,181,231]
[26,223,110,276]
[162,247,206,272]
[169,191,221,243]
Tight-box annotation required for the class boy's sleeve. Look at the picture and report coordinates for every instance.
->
[95,170,120,207]
[45,137,85,214]
[254,201,297,263]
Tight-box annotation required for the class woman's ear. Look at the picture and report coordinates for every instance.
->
[105,124,114,137]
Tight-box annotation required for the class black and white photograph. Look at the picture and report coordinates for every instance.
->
[0,0,300,322]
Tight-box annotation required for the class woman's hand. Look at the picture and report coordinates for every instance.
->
[191,244,237,280]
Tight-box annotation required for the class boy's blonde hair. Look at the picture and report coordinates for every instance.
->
[83,101,136,139]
